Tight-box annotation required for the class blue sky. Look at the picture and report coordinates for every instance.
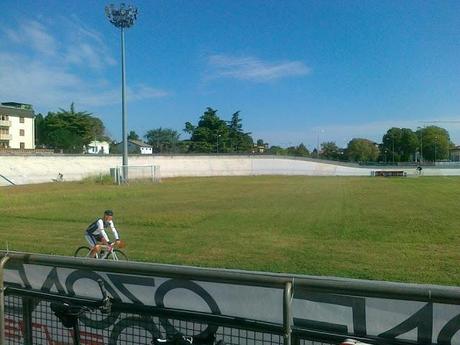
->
[1,0,460,149]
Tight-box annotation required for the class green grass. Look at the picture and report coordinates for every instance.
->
[1,176,459,286]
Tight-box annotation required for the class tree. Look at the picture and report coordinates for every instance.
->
[346,138,379,162]
[286,143,310,157]
[268,146,287,155]
[144,128,181,153]
[416,126,451,162]
[184,108,254,153]
[47,128,84,152]
[296,143,310,157]
[35,113,46,147]
[399,128,419,161]
[38,103,107,153]
[227,111,253,152]
[128,130,140,141]
[382,128,418,162]
[382,128,401,163]
[311,148,318,158]
[320,141,340,160]
[184,108,227,153]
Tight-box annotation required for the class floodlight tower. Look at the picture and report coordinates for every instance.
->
[105,3,138,179]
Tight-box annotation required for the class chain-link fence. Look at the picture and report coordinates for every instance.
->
[5,293,287,345]
[4,292,347,345]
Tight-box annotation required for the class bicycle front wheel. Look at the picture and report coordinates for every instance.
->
[108,249,128,261]
[74,246,91,258]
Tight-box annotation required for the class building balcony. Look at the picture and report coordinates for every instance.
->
[0,133,12,140]
[0,120,11,127]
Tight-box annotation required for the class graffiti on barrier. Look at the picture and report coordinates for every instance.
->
[4,262,460,345]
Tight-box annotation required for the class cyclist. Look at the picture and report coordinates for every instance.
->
[85,210,120,257]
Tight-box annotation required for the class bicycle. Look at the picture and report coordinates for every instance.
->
[74,240,128,261]
[51,279,112,345]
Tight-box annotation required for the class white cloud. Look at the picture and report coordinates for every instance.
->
[3,20,57,56]
[0,53,83,106]
[76,85,170,107]
[0,18,167,112]
[61,15,117,69]
[130,85,170,100]
[207,54,311,82]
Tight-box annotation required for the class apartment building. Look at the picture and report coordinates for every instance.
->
[0,102,35,149]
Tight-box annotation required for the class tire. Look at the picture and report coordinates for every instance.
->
[74,246,91,258]
[109,249,128,261]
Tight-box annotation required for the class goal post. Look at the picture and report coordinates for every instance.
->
[111,165,161,184]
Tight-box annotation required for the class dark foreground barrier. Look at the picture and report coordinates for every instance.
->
[1,251,460,345]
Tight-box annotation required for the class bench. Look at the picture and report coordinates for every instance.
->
[372,170,406,177]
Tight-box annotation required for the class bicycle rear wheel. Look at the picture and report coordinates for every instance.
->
[108,249,128,261]
[74,246,91,258]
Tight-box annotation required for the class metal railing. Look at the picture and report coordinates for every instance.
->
[1,251,460,345]
[0,174,15,186]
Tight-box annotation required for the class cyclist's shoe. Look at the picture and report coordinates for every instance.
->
[152,334,192,345]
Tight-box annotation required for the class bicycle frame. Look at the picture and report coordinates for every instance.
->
[74,243,127,261]
[98,245,119,260]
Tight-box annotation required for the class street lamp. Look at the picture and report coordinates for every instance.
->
[385,136,395,164]
[105,3,138,181]
[434,135,438,164]
[392,136,395,164]
[316,129,324,158]
[216,134,221,153]
[417,127,423,163]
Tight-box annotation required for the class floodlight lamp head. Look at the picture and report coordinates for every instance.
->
[105,3,138,29]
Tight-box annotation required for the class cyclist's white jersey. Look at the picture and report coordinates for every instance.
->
[86,218,120,242]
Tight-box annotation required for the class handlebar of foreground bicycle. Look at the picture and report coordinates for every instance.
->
[50,279,112,332]
[108,239,125,248]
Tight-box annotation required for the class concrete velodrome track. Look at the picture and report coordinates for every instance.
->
[1,154,460,186]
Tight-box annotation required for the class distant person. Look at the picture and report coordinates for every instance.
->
[416,166,423,175]
[52,173,64,182]
[85,210,120,257]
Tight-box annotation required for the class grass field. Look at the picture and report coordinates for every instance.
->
[1,176,459,286]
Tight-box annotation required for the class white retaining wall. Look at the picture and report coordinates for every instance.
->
[1,155,459,186]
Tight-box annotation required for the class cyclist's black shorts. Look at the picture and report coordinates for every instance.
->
[86,231,103,246]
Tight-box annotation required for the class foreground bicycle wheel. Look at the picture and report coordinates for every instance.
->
[108,249,128,261]
[74,246,91,258]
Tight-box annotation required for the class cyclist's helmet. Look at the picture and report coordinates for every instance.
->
[104,210,113,216]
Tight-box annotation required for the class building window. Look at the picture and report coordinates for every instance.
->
[20,142,25,149]
[20,129,25,136]
[20,117,25,123]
